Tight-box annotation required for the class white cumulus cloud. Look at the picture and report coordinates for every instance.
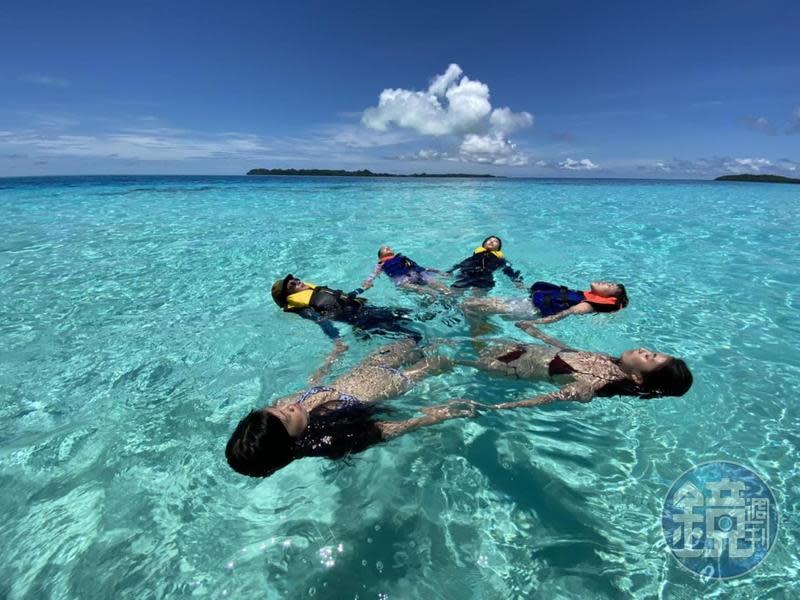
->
[559,158,599,171]
[489,107,534,135]
[458,133,528,165]
[362,64,533,165]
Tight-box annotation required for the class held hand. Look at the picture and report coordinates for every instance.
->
[361,281,373,290]
[447,398,488,412]
[421,400,478,420]
[514,281,528,291]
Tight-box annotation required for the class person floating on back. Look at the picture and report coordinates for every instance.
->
[225,340,472,478]
[271,273,422,343]
[447,236,524,290]
[362,245,451,296]
[462,280,628,325]
[453,321,693,406]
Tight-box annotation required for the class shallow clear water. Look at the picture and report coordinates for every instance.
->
[1,175,798,599]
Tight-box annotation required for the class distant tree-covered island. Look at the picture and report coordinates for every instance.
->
[247,168,496,178]
[715,174,800,184]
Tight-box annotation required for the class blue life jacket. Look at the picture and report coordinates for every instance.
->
[381,254,425,279]
[530,281,585,316]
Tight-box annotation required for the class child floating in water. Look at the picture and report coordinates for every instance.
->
[362,246,451,295]
[462,280,629,325]
[447,236,524,290]
[271,273,422,343]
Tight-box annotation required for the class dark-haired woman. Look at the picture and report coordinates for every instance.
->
[462,281,629,325]
[447,236,524,290]
[225,340,473,478]
[456,321,692,407]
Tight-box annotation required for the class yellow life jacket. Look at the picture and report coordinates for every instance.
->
[473,246,505,259]
[285,283,317,310]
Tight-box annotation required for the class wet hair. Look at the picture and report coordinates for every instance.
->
[294,401,385,459]
[377,246,393,258]
[225,402,386,478]
[641,358,693,398]
[482,235,502,250]
[613,284,629,308]
[596,357,693,400]
[225,410,294,477]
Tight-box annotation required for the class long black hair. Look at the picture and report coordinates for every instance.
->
[294,401,385,458]
[596,357,693,400]
[225,402,387,478]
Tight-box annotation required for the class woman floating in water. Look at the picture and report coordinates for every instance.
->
[361,245,451,296]
[447,236,524,290]
[226,340,473,478]
[462,280,629,325]
[456,321,692,407]
[226,324,693,477]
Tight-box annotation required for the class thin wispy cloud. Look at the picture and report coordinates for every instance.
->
[548,131,576,143]
[690,100,724,109]
[787,105,800,135]
[19,74,70,87]
[10,111,81,129]
[740,116,777,136]
[631,156,799,177]
[2,128,269,161]
[362,64,533,166]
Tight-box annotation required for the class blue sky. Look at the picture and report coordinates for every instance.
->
[1,0,798,178]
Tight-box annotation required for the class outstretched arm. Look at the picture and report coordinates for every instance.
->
[531,302,593,325]
[361,263,383,290]
[494,382,594,408]
[308,339,349,386]
[377,401,476,440]
[446,257,470,275]
[515,321,574,350]
[451,382,595,411]
[502,262,524,286]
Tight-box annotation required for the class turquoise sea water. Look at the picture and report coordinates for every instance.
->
[1,175,798,599]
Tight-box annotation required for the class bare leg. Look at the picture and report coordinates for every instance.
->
[462,296,536,319]
[403,355,453,382]
[398,281,438,299]
[332,344,457,404]
[462,296,507,315]
[359,338,423,369]
[460,297,507,350]
[427,279,454,295]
